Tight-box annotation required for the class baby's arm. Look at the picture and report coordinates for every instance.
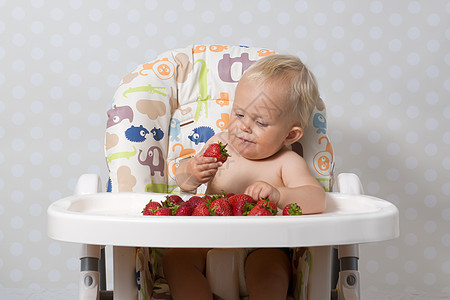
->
[245,151,326,214]
[175,136,222,192]
[277,152,326,214]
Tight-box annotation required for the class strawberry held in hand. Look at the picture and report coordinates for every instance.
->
[203,142,230,163]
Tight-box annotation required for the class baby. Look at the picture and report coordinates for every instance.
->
[164,54,326,300]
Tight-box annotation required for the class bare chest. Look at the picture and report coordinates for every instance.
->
[206,155,283,195]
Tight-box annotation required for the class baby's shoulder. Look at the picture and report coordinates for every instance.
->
[277,148,308,166]
[278,147,304,159]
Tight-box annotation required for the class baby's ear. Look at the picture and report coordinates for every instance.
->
[284,126,303,145]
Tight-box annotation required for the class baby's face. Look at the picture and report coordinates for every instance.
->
[228,78,293,160]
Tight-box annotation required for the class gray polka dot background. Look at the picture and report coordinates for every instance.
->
[0,0,449,298]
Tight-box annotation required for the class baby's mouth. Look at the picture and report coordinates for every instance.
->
[238,137,254,144]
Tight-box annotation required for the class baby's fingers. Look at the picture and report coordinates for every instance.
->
[199,160,222,172]
[199,168,218,181]
[245,181,275,201]
[245,184,263,200]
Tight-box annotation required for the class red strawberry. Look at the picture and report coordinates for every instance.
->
[224,192,235,199]
[247,205,274,216]
[233,200,256,216]
[248,199,277,216]
[162,195,184,207]
[154,207,172,216]
[142,200,162,215]
[228,194,256,216]
[210,198,232,216]
[282,203,303,216]
[187,196,207,209]
[174,202,194,216]
[203,142,230,163]
[257,199,277,212]
[192,203,210,216]
[228,194,255,207]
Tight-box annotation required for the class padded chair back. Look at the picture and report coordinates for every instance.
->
[105,44,334,194]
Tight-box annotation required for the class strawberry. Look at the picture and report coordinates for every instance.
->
[210,198,232,216]
[192,202,211,216]
[224,192,235,199]
[174,202,194,216]
[162,195,184,207]
[187,195,207,209]
[142,200,162,215]
[228,194,256,216]
[282,203,303,216]
[203,142,230,163]
[233,200,256,216]
[247,205,274,216]
[256,199,277,212]
[154,207,172,216]
[228,194,255,207]
[248,199,277,216]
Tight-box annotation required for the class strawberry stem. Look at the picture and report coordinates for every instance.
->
[288,203,302,215]
[218,142,230,158]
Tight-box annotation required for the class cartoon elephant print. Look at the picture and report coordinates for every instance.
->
[138,146,165,177]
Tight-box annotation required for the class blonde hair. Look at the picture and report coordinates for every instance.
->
[242,54,319,129]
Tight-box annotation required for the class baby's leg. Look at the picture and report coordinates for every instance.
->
[163,248,212,300]
[245,248,291,300]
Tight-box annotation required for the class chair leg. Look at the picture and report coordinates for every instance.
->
[99,247,107,291]
[331,247,339,299]
[337,245,360,300]
[79,244,101,300]
[98,247,114,300]
[113,246,138,300]
[307,246,332,300]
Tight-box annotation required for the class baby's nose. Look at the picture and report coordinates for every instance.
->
[239,119,251,133]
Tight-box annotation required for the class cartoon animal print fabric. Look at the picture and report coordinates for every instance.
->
[105,44,333,194]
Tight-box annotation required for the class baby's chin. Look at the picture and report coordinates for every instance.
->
[229,140,252,158]
[232,143,272,161]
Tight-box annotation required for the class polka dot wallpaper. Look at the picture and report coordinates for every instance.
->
[0,0,449,297]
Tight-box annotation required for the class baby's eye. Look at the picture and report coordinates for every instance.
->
[235,112,244,118]
[256,120,267,127]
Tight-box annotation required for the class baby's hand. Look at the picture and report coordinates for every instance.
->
[245,181,280,205]
[187,156,222,185]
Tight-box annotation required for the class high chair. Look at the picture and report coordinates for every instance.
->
[47,44,399,300]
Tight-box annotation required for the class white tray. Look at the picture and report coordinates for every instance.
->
[47,192,399,248]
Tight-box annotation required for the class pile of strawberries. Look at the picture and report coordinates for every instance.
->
[142,193,302,216]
